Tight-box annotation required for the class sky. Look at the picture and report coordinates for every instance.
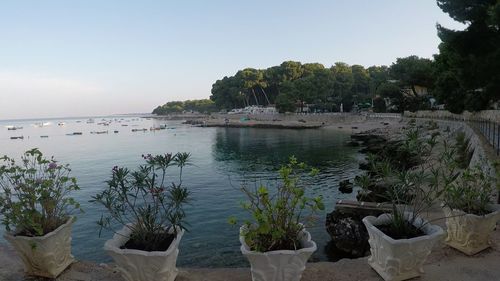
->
[0,0,465,120]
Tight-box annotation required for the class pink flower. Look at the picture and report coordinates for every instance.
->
[48,162,58,169]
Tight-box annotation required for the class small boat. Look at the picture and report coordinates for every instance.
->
[58,122,66,126]
[67,132,83,136]
[114,130,119,133]
[34,122,51,127]
[10,136,24,140]
[131,128,148,132]
[121,124,128,127]
[91,131,108,134]
[6,126,23,130]
[86,119,95,124]
[40,135,49,138]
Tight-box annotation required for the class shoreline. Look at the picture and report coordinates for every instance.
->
[154,112,403,130]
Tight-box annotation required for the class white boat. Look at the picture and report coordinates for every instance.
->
[33,122,51,127]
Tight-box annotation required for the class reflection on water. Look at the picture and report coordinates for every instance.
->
[0,118,361,267]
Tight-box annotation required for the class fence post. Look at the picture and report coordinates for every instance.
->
[497,124,500,155]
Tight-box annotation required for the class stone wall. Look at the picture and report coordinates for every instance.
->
[211,112,402,124]
[211,113,366,123]
[405,110,500,122]
[414,118,497,188]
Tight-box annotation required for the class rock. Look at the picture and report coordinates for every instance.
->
[325,210,370,258]
[358,162,370,170]
[338,180,353,194]
[346,141,360,147]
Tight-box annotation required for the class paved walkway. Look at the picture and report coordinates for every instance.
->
[2,226,500,281]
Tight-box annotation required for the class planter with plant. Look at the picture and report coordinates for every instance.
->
[92,152,191,281]
[230,156,324,281]
[432,137,500,255]
[442,166,500,255]
[0,148,81,278]
[362,127,445,281]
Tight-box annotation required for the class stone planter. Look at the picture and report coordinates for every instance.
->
[4,216,75,278]
[104,224,184,281]
[239,225,316,281]
[443,205,500,255]
[362,213,444,281]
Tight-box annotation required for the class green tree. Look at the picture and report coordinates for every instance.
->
[377,82,402,112]
[373,95,387,113]
[331,62,354,111]
[390,56,434,90]
[434,0,500,113]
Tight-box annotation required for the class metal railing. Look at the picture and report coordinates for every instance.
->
[470,118,500,156]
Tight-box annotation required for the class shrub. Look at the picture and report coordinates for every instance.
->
[92,152,191,251]
[443,166,493,216]
[454,131,474,169]
[231,156,324,252]
[0,148,81,236]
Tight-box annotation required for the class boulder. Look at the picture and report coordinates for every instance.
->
[338,180,353,194]
[325,210,369,258]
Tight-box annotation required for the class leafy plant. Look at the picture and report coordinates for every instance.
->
[370,126,442,238]
[443,166,493,216]
[0,148,81,237]
[454,131,474,169]
[232,156,324,252]
[92,152,191,251]
[433,139,493,216]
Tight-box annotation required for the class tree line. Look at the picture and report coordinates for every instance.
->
[152,99,217,115]
[209,57,435,113]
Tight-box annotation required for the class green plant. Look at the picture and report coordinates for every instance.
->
[0,148,81,237]
[371,127,442,238]
[92,152,191,251]
[454,131,474,169]
[231,156,324,252]
[443,166,493,216]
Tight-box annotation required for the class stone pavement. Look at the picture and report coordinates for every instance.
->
[1,229,500,281]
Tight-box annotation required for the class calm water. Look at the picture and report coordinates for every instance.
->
[0,116,361,267]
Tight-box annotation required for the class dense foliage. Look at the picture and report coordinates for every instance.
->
[209,59,437,113]
[92,152,191,251]
[231,156,324,252]
[433,0,500,113]
[153,99,217,115]
[0,148,81,237]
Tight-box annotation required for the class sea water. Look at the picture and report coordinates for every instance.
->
[0,116,361,267]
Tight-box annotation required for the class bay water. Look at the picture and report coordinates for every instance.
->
[0,116,361,267]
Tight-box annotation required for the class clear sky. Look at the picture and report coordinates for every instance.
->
[0,0,464,120]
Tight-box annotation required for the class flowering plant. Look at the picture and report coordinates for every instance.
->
[92,152,191,251]
[0,148,81,236]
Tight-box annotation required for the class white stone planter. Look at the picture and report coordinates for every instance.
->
[4,216,75,278]
[104,224,184,281]
[362,213,444,281]
[443,205,500,255]
[239,225,317,281]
